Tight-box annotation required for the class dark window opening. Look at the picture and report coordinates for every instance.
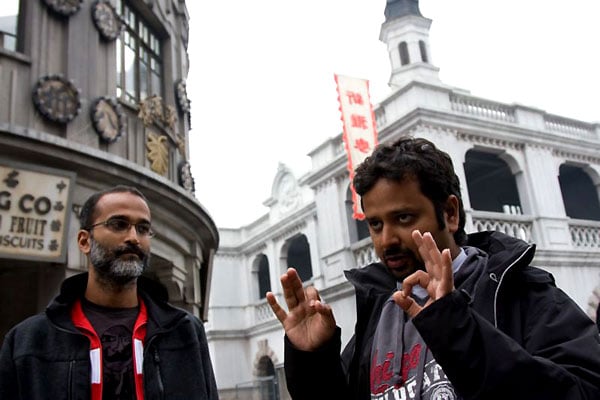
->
[559,165,600,221]
[419,40,428,62]
[399,41,410,66]
[287,235,312,282]
[256,356,278,400]
[346,187,370,242]
[257,254,271,299]
[464,150,522,213]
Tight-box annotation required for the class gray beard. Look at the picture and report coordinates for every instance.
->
[89,238,149,287]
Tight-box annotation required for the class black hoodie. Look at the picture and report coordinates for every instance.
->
[284,231,600,399]
[0,273,219,400]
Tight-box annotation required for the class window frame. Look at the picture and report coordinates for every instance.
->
[115,0,163,104]
[0,0,22,53]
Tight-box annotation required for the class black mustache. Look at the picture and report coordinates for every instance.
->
[114,244,146,259]
[383,246,411,258]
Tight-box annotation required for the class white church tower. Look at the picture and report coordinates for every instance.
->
[380,0,442,88]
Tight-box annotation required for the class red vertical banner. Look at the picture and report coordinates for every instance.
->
[334,74,379,220]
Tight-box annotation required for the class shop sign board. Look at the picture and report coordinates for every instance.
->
[0,162,76,263]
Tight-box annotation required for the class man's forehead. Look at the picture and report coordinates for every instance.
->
[95,192,150,215]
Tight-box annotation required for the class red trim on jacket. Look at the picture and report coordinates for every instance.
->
[71,298,148,400]
[133,301,148,400]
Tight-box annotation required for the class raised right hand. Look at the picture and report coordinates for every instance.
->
[266,268,336,351]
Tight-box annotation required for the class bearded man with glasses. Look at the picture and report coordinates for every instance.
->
[0,185,219,400]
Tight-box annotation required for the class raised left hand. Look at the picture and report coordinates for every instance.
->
[393,230,455,318]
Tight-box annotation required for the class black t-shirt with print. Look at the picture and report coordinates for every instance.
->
[82,298,139,400]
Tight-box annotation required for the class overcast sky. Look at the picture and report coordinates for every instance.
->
[185,0,600,228]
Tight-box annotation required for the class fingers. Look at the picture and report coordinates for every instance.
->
[305,286,329,315]
[281,268,305,309]
[396,270,428,317]
[270,268,326,315]
[401,270,430,297]
[305,286,321,304]
[439,248,454,294]
[312,300,336,330]
[410,230,455,302]
[266,291,287,324]
[412,231,444,279]
[393,290,422,318]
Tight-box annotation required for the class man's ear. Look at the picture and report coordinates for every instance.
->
[77,230,91,254]
[444,195,460,233]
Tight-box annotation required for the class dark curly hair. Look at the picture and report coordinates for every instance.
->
[353,136,467,245]
[79,185,148,230]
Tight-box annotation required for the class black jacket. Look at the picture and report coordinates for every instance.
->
[0,273,219,400]
[284,231,600,399]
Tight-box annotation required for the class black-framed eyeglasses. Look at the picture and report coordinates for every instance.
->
[87,218,155,238]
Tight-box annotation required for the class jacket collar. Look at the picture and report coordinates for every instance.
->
[466,231,535,276]
[46,272,187,334]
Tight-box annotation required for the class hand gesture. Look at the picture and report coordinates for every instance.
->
[266,268,336,351]
[393,230,455,318]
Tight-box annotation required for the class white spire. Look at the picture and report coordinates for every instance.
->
[379,1,441,90]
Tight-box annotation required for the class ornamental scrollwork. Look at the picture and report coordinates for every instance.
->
[146,131,169,176]
[92,0,123,41]
[174,79,191,114]
[178,161,195,193]
[42,0,83,17]
[90,96,126,143]
[138,95,178,132]
[32,75,81,124]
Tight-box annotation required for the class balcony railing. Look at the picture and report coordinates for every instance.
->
[569,221,600,249]
[545,115,597,141]
[353,242,379,268]
[449,92,598,142]
[255,299,275,324]
[470,210,533,243]
[450,94,516,123]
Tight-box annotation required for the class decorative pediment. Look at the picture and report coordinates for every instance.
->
[264,163,301,216]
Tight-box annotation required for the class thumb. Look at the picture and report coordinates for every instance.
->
[393,291,422,318]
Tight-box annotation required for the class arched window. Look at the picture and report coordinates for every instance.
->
[419,40,428,62]
[257,254,271,299]
[399,41,410,66]
[345,186,370,243]
[256,356,277,400]
[558,164,600,221]
[464,150,522,213]
[286,235,313,282]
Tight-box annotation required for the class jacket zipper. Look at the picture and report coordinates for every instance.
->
[141,311,187,399]
[68,360,74,400]
[153,348,165,399]
[492,244,534,327]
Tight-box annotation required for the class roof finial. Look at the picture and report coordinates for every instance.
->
[384,0,423,22]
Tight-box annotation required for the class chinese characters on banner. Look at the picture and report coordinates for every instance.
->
[334,74,379,220]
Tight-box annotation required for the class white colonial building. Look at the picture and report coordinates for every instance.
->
[206,1,600,399]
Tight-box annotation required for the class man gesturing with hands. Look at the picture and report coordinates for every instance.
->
[267,136,600,400]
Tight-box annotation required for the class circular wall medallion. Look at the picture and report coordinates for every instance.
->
[92,0,123,41]
[42,0,83,17]
[178,161,195,193]
[91,96,126,143]
[32,75,81,124]
[174,79,191,114]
